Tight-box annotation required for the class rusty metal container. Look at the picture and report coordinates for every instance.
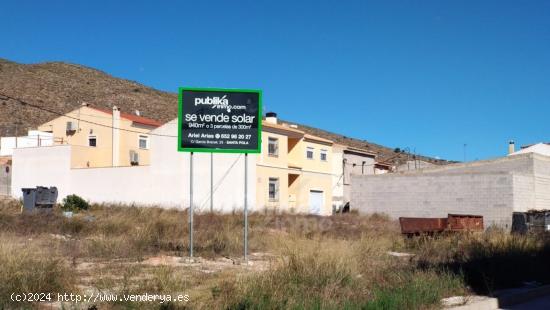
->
[447,214,484,231]
[399,217,448,235]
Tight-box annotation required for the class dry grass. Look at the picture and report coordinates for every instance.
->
[0,235,75,308]
[412,230,550,294]
[1,199,549,309]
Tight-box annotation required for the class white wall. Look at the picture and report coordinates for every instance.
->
[331,146,344,210]
[11,120,256,212]
[12,145,73,198]
[1,131,54,156]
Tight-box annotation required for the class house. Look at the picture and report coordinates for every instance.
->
[37,103,161,167]
[332,145,376,212]
[12,112,335,215]
[256,113,334,215]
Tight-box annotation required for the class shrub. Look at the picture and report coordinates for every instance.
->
[61,194,90,212]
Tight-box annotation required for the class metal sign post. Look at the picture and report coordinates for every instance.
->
[210,152,213,213]
[189,152,194,258]
[244,153,248,264]
[178,87,261,263]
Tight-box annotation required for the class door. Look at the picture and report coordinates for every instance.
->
[309,190,324,215]
[1,165,11,196]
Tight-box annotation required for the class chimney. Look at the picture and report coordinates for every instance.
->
[112,106,121,166]
[265,112,278,124]
[508,140,515,154]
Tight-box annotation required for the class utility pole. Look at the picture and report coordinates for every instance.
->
[463,144,467,162]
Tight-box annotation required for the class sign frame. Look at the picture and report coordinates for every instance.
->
[177,87,262,154]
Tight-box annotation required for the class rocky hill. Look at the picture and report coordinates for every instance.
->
[0,58,449,165]
[0,58,177,137]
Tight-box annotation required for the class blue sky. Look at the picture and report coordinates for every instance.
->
[1,0,549,161]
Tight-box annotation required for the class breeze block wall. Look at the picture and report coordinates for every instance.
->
[351,172,516,229]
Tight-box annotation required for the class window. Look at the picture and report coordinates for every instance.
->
[268,137,278,156]
[268,178,279,201]
[306,147,314,159]
[320,149,328,161]
[139,135,149,149]
[88,136,97,147]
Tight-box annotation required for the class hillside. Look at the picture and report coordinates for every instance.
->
[0,58,177,137]
[288,122,450,165]
[0,58,449,165]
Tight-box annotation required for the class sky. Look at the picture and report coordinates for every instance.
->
[1,0,549,161]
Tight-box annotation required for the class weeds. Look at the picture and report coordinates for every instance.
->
[1,199,548,309]
[0,237,75,308]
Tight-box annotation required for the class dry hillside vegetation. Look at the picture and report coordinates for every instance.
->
[1,199,549,309]
[0,58,177,137]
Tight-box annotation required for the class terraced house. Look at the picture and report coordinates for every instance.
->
[256,113,333,215]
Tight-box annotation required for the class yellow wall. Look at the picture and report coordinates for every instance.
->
[256,124,333,215]
[38,106,154,168]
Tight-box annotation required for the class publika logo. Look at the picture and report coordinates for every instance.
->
[194,95,231,112]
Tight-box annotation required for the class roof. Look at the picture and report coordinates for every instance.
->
[278,119,451,166]
[343,146,377,157]
[511,143,550,157]
[303,134,333,145]
[263,121,334,145]
[89,107,162,127]
[262,121,304,135]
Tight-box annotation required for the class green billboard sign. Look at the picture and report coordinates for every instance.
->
[177,87,262,153]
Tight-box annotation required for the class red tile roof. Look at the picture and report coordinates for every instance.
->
[89,107,162,127]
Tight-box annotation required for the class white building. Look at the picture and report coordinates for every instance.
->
[0,130,54,156]
[510,142,550,157]
[332,145,377,212]
[11,119,256,212]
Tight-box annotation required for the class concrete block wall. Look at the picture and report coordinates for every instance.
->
[351,172,516,229]
[512,174,536,213]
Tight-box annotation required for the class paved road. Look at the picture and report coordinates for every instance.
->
[502,294,550,310]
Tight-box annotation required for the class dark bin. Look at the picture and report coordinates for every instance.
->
[526,211,550,233]
[21,186,58,213]
[22,188,37,213]
[512,212,528,234]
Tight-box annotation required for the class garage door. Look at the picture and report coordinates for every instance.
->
[309,190,323,215]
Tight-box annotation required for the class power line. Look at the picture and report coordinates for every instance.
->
[0,92,178,138]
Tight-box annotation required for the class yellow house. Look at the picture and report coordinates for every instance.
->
[256,113,334,215]
[38,104,161,168]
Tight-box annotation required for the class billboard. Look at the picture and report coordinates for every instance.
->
[178,87,262,153]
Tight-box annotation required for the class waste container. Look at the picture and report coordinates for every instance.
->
[22,188,37,213]
[512,212,528,234]
[527,211,550,233]
[21,186,58,213]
